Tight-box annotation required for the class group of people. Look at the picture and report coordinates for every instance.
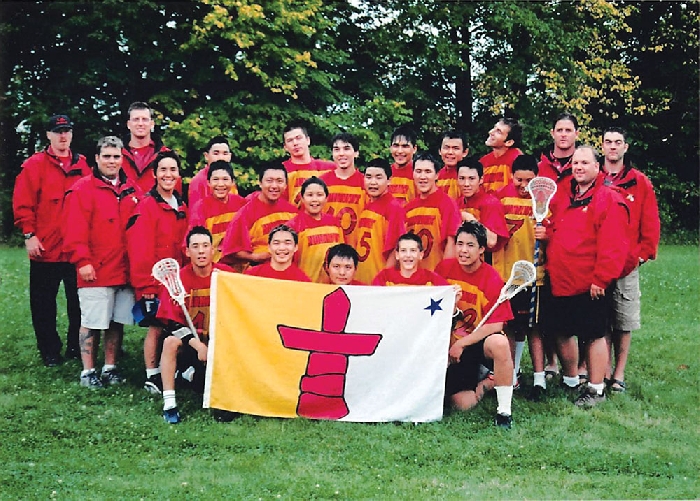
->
[13,103,660,428]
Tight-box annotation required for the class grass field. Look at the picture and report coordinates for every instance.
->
[0,245,697,499]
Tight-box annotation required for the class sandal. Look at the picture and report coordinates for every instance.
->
[609,379,626,392]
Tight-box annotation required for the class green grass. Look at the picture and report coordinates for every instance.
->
[0,245,697,499]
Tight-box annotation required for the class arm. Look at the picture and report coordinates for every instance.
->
[13,164,45,258]
[449,321,504,363]
[639,176,660,262]
[63,186,97,282]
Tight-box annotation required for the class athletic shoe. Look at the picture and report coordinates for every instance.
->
[527,385,546,402]
[144,374,163,395]
[101,368,125,386]
[494,413,512,429]
[43,353,63,367]
[559,380,583,396]
[80,370,104,389]
[64,347,81,361]
[163,407,181,424]
[574,386,606,408]
[513,372,522,390]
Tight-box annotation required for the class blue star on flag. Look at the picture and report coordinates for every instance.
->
[424,298,443,316]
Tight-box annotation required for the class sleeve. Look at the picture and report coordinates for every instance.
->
[480,197,510,239]
[126,200,159,297]
[484,272,513,323]
[639,175,660,261]
[187,171,206,209]
[592,192,629,289]
[12,162,38,234]
[371,270,388,286]
[220,205,253,259]
[188,199,206,228]
[62,184,93,268]
[155,283,187,326]
[442,197,462,240]
[383,205,406,255]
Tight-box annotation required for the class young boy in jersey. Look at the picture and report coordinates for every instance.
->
[437,130,469,199]
[282,123,335,205]
[320,132,366,240]
[480,117,523,194]
[388,125,418,204]
[492,155,546,396]
[404,152,462,271]
[324,243,363,285]
[456,157,509,252]
[372,233,450,287]
[156,227,233,423]
[187,136,239,209]
[188,161,246,263]
[435,221,515,428]
[288,176,344,282]
[353,158,406,284]
[244,224,311,282]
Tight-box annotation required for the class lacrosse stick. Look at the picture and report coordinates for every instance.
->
[526,177,557,327]
[152,258,198,337]
[473,260,536,332]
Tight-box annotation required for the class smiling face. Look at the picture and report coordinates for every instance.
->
[155,157,180,196]
[457,166,481,198]
[395,237,423,276]
[413,159,438,198]
[301,182,327,218]
[95,146,122,180]
[485,121,512,149]
[390,135,417,168]
[127,108,154,141]
[439,137,467,169]
[269,230,298,267]
[326,256,357,285]
[208,168,233,201]
[364,166,390,201]
[186,233,214,270]
[455,231,484,272]
[259,168,287,203]
[571,147,599,190]
[332,140,358,171]
[513,169,536,198]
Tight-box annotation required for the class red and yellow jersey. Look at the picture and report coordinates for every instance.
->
[189,194,246,263]
[244,262,312,282]
[320,169,366,240]
[283,158,335,205]
[372,267,448,287]
[435,259,513,346]
[457,190,509,240]
[353,192,406,285]
[187,165,240,209]
[388,162,416,205]
[156,263,233,343]
[404,189,462,271]
[220,194,298,264]
[479,148,522,194]
[492,184,545,285]
[288,211,344,283]
[437,166,460,199]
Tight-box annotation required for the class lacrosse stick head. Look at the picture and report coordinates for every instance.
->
[152,258,186,304]
[500,260,537,302]
[527,177,557,223]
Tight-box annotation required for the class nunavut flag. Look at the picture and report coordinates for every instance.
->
[204,271,454,423]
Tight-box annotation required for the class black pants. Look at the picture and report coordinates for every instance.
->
[29,260,81,359]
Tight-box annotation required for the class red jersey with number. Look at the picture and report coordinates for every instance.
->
[437,166,460,199]
[353,192,406,285]
[320,169,366,241]
[288,211,344,283]
[435,259,513,346]
[189,194,246,263]
[480,148,522,194]
[388,162,416,205]
[372,267,449,286]
[457,190,509,243]
[244,262,311,282]
[187,165,240,209]
[404,189,462,271]
[283,158,335,205]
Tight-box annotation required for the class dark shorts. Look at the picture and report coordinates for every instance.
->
[177,343,206,393]
[508,287,535,332]
[543,291,611,341]
[445,338,489,395]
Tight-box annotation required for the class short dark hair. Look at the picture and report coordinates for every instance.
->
[396,232,423,252]
[512,154,539,175]
[455,221,487,249]
[331,132,359,152]
[457,156,483,178]
[186,225,213,246]
[283,123,309,139]
[501,117,522,148]
[268,224,298,244]
[552,112,579,130]
[603,126,628,142]
[258,163,288,182]
[413,151,442,172]
[207,160,234,180]
[365,158,392,178]
[439,130,468,149]
[301,176,329,197]
[390,125,417,146]
[153,150,181,174]
[204,135,230,153]
[325,243,359,268]
[127,101,152,118]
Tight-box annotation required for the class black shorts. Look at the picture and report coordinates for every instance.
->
[445,338,488,395]
[177,343,206,393]
[543,291,611,341]
[508,287,535,332]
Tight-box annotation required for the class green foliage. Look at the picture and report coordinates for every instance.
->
[0,245,698,498]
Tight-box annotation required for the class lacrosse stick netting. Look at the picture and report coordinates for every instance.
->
[152,258,198,335]
[473,260,536,332]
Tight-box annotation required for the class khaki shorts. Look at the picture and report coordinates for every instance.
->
[79,286,135,330]
[611,267,641,332]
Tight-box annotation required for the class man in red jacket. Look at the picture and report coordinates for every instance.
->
[13,114,91,366]
[536,146,629,407]
[64,136,143,388]
[601,127,660,392]
[538,112,579,191]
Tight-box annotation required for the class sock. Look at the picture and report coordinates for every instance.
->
[162,390,177,411]
[533,371,546,389]
[588,382,605,395]
[146,367,161,378]
[102,364,116,374]
[81,369,95,377]
[495,385,513,416]
[513,341,525,375]
[563,375,579,388]
[182,366,195,383]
